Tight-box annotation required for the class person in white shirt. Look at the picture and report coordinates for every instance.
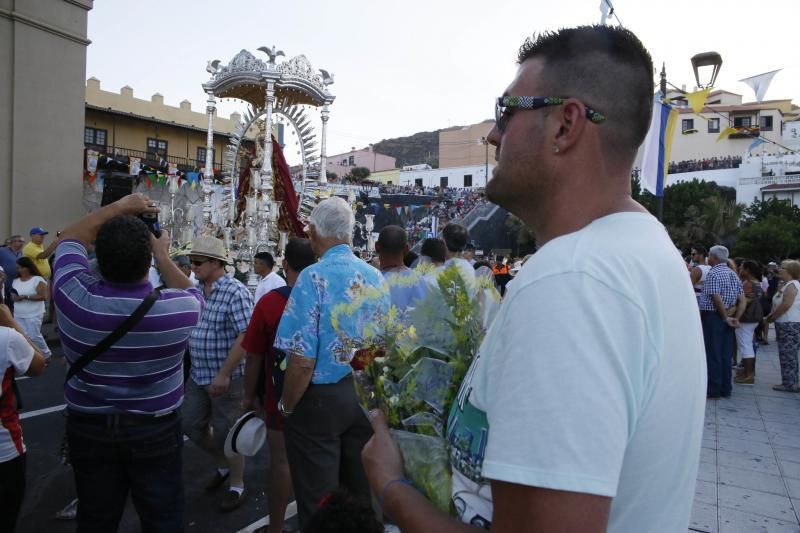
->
[11,257,51,359]
[253,252,286,303]
[0,302,46,533]
[172,255,198,286]
[362,25,706,532]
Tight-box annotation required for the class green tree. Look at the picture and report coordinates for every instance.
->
[701,195,744,248]
[661,179,735,229]
[742,198,800,225]
[505,214,536,255]
[733,215,800,263]
[347,166,371,183]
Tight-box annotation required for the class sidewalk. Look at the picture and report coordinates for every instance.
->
[692,332,800,532]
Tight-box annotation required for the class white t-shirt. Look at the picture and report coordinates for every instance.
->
[12,276,46,318]
[254,271,286,304]
[447,212,706,531]
[0,327,35,462]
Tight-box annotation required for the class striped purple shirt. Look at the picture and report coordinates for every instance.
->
[54,240,203,414]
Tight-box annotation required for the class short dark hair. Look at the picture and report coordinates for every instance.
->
[254,251,275,268]
[95,215,152,283]
[284,237,316,273]
[517,25,654,156]
[16,257,42,278]
[377,225,407,255]
[692,245,707,256]
[442,223,469,253]
[741,259,761,280]
[420,238,446,263]
[403,250,419,268]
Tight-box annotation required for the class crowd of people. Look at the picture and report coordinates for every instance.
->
[1,25,761,533]
[690,245,800,395]
[668,155,742,174]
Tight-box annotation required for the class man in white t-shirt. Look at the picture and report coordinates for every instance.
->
[362,26,706,532]
[253,252,286,304]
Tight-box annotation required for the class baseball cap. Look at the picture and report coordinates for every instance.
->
[30,227,48,235]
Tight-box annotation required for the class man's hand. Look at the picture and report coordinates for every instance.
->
[362,409,406,497]
[209,372,231,397]
[116,193,158,217]
[726,317,741,328]
[151,230,171,260]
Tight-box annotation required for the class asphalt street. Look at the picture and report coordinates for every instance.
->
[14,325,278,533]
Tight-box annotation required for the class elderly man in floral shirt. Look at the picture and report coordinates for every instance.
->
[274,197,390,529]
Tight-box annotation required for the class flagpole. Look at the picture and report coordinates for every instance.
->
[656,63,667,222]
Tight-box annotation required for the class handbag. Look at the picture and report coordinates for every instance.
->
[65,288,161,382]
[740,283,764,323]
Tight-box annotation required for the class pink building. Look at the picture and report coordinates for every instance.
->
[326,146,395,180]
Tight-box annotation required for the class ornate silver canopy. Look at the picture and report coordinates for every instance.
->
[203,49,335,108]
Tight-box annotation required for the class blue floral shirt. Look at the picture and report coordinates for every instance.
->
[274,244,390,384]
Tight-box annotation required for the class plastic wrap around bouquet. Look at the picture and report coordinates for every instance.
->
[339,263,500,513]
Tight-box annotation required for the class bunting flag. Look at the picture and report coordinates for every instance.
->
[187,172,199,189]
[717,127,739,142]
[129,157,141,176]
[158,173,167,188]
[168,162,177,176]
[739,70,781,103]
[686,88,711,114]
[640,95,678,196]
[748,138,766,153]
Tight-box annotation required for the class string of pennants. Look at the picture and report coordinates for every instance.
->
[83,149,207,189]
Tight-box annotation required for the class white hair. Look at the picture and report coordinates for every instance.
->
[309,197,354,241]
[709,245,729,262]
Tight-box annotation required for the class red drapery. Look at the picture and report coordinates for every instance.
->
[271,135,306,237]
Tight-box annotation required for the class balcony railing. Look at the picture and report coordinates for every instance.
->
[98,146,222,172]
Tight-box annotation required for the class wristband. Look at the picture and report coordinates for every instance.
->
[379,477,414,508]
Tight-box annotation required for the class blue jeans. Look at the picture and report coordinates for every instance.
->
[66,411,184,533]
[702,312,734,397]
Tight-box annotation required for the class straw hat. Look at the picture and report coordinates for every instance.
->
[224,411,267,458]
[190,236,228,263]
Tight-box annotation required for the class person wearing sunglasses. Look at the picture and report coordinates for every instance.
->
[363,25,706,533]
[185,236,254,512]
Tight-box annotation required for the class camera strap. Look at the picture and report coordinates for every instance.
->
[65,288,162,383]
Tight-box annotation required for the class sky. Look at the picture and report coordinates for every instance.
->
[86,0,800,163]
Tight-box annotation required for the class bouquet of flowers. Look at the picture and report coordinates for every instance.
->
[335,263,500,512]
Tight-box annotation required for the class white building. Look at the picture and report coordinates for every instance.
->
[396,163,493,189]
[667,117,800,207]
[666,89,797,162]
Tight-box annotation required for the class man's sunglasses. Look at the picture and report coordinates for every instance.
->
[190,259,209,266]
[495,96,606,132]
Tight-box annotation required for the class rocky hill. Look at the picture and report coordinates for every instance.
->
[372,130,440,168]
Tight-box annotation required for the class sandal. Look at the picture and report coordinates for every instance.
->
[772,384,800,392]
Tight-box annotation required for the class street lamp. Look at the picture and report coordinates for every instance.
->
[691,52,723,89]
[654,52,722,222]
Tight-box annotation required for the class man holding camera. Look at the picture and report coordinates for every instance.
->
[53,193,203,532]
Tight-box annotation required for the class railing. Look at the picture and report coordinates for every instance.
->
[100,146,222,172]
[456,200,498,231]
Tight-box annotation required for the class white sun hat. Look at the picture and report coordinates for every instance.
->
[224,411,267,458]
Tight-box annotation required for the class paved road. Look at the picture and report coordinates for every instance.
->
[691,329,800,533]
[15,327,275,533]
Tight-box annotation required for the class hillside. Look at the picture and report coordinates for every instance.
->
[372,130,440,168]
